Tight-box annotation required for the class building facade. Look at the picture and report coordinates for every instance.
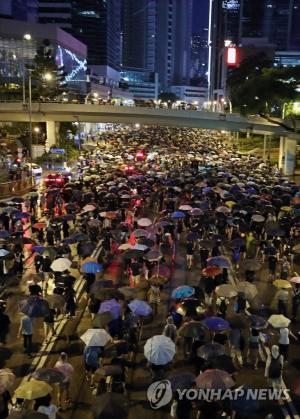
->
[120,68,158,100]
[0,17,87,94]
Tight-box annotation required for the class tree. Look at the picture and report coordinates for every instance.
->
[30,39,67,101]
[158,92,179,104]
[228,56,300,115]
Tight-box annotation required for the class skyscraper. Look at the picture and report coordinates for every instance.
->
[0,0,37,21]
[37,0,121,70]
[122,0,156,70]
[155,0,193,89]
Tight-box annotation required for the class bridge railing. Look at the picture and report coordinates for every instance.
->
[0,178,35,197]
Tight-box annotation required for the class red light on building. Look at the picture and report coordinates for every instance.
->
[227,47,237,66]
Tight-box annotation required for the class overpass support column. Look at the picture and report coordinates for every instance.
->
[278,136,297,176]
[46,121,58,147]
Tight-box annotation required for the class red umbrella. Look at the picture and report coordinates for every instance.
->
[196,369,235,389]
[202,266,222,278]
[32,223,46,229]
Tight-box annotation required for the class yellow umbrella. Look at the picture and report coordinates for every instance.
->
[15,379,52,400]
[225,201,236,208]
[280,206,292,212]
[273,279,292,289]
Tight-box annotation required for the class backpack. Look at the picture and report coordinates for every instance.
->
[268,355,282,379]
[219,298,227,315]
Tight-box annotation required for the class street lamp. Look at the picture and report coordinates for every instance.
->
[22,33,32,105]
[135,123,140,129]
[43,72,53,81]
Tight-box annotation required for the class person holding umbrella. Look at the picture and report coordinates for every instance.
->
[291,283,300,321]
[83,345,102,389]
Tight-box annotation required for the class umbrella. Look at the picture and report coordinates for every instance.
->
[41,248,57,259]
[145,250,162,261]
[290,277,300,284]
[273,279,292,289]
[231,387,260,417]
[80,328,112,346]
[215,284,238,298]
[210,355,236,374]
[122,249,144,260]
[242,259,262,271]
[202,316,230,331]
[0,231,10,238]
[195,369,235,389]
[293,244,300,254]
[32,368,66,384]
[179,205,193,211]
[82,204,96,213]
[50,257,72,272]
[172,286,195,299]
[92,393,129,419]
[32,223,46,230]
[236,282,258,299]
[202,266,222,277]
[197,343,228,360]
[138,237,155,248]
[171,211,186,219]
[248,314,268,330]
[14,379,52,400]
[137,218,152,227]
[12,212,30,220]
[144,335,176,365]
[90,280,114,296]
[132,244,148,251]
[103,340,130,357]
[0,368,15,394]
[207,256,230,268]
[268,314,291,328]
[92,312,113,328]
[118,243,133,251]
[0,249,9,257]
[251,214,265,222]
[99,299,121,320]
[216,206,231,213]
[81,261,103,274]
[128,299,152,316]
[133,229,148,238]
[178,321,206,339]
[45,294,65,310]
[167,372,195,391]
[19,296,50,318]
[177,298,206,317]
[12,197,24,204]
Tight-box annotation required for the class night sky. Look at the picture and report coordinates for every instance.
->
[193,0,209,32]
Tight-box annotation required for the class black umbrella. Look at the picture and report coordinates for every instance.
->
[77,241,96,258]
[122,249,144,260]
[103,340,130,357]
[92,393,129,419]
[209,355,236,374]
[197,343,228,361]
[19,296,50,318]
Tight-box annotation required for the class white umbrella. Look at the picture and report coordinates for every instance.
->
[82,204,96,213]
[50,258,72,272]
[132,244,148,251]
[137,218,152,227]
[179,205,193,211]
[118,243,133,251]
[251,214,265,223]
[80,328,112,347]
[144,335,176,365]
[215,284,238,299]
[236,282,258,299]
[268,314,291,328]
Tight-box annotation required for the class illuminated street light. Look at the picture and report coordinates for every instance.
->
[34,127,40,133]
[135,123,140,129]
[23,33,32,41]
[43,73,53,81]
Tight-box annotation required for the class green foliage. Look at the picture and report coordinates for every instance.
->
[227,53,300,115]
[30,39,67,101]
[158,92,179,103]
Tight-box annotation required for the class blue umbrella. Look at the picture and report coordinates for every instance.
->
[32,246,45,253]
[12,211,30,219]
[172,286,195,300]
[171,211,186,219]
[19,296,50,318]
[207,256,230,268]
[0,231,10,238]
[202,187,211,193]
[81,261,103,274]
[202,316,230,331]
[248,314,268,330]
[128,299,152,317]
[99,299,121,320]
[62,238,77,245]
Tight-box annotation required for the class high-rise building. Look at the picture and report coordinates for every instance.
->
[122,0,156,71]
[191,28,209,81]
[156,0,193,89]
[208,0,300,99]
[0,0,37,21]
[37,0,121,70]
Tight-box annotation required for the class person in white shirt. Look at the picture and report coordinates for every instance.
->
[278,327,297,361]
[54,352,74,411]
